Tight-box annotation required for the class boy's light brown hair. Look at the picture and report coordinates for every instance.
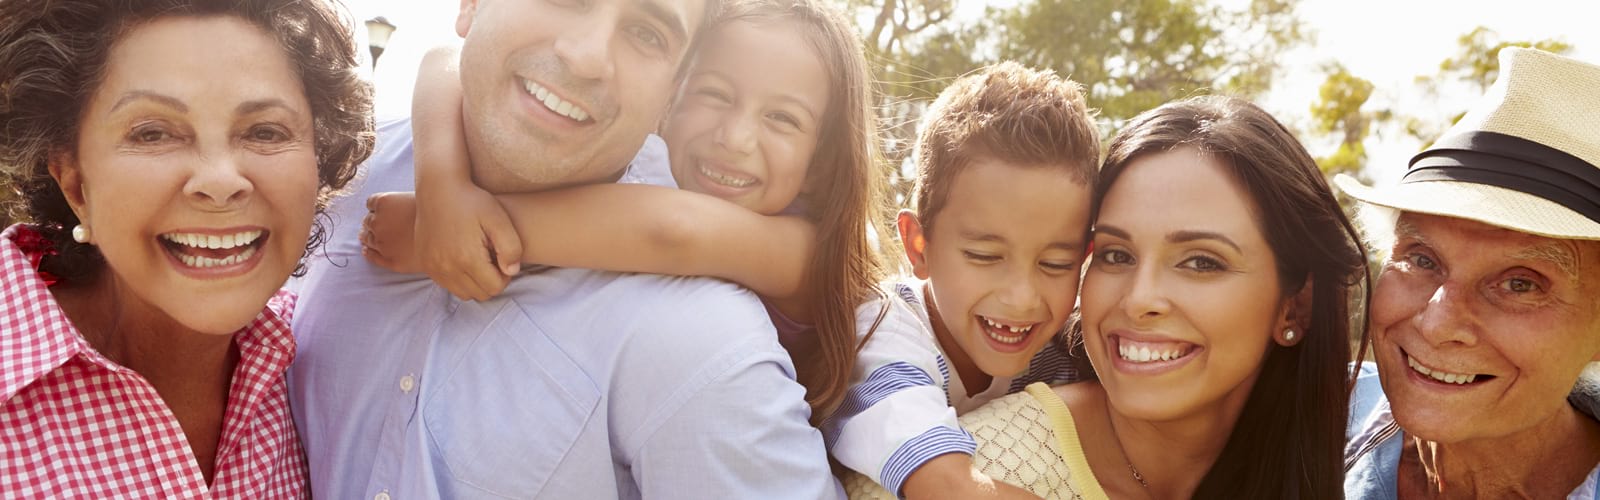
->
[908,61,1100,231]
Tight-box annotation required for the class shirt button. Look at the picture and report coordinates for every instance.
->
[399,374,416,393]
[375,491,391,500]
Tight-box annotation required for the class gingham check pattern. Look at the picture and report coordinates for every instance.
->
[0,224,308,498]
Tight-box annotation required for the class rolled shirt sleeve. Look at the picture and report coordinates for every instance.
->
[823,297,972,497]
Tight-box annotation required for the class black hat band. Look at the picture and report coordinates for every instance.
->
[1403,131,1600,223]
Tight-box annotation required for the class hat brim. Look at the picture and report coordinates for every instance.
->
[1334,174,1600,241]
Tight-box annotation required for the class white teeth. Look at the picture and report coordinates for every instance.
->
[162,230,262,250]
[523,80,590,122]
[697,164,757,188]
[176,245,257,269]
[1407,356,1478,385]
[979,316,1033,344]
[981,316,1034,334]
[1118,342,1188,363]
[986,330,1023,344]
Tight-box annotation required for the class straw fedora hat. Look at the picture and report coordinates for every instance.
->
[1335,47,1600,241]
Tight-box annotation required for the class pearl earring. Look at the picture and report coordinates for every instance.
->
[71,224,91,244]
[1283,328,1296,342]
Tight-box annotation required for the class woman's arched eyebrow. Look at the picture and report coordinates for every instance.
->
[109,90,187,114]
[1094,224,1129,241]
[1095,225,1241,253]
[236,98,299,117]
[1169,230,1241,253]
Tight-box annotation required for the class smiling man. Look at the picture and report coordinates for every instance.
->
[1339,48,1600,499]
[286,0,839,498]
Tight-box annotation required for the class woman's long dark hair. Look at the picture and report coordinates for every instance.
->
[1096,95,1369,499]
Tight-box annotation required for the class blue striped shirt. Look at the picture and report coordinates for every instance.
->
[822,280,1082,497]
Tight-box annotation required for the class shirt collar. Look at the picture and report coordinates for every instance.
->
[237,289,298,368]
[0,224,300,400]
[0,224,89,401]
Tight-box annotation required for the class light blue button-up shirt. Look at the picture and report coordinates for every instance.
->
[288,118,841,499]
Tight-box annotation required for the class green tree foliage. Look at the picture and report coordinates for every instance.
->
[1437,26,1573,92]
[992,0,1304,122]
[850,0,1309,206]
[1406,27,1572,146]
[840,0,972,110]
[858,0,1306,119]
[1308,63,1379,177]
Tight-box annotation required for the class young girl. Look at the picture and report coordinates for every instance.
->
[362,0,887,418]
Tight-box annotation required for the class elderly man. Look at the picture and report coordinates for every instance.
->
[285,0,839,498]
[1338,47,1600,499]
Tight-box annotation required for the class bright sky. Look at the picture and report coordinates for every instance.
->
[340,0,1600,183]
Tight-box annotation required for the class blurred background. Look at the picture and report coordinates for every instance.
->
[6,0,1598,225]
[340,0,1600,201]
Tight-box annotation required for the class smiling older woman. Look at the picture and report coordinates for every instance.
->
[0,0,371,496]
[1338,47,1600,499]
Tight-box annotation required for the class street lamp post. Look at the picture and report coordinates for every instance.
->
[364,16,396,69]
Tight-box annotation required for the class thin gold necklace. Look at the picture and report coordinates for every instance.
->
[1104,405,1151,490]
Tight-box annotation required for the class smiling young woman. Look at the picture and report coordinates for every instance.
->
[905,95,1369,500]
[1065,95,1366,499]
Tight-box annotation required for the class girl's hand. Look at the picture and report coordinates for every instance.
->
[361,192,422,274]
[413,180,524,301]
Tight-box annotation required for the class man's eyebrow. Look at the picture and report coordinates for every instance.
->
[637,0,689,46]
[1399,218,1579,281]
[1510,241,1580,282]
[1395,218,1421,240]
[110,91,187,115]
[1393,218,1428,249]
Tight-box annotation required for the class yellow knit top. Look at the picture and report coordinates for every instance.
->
[843,382,1109,500]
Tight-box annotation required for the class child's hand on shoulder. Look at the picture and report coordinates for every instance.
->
[413,180,523,301]
[362,191,423,274]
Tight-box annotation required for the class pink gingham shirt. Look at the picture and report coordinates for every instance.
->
[0,224,308,498]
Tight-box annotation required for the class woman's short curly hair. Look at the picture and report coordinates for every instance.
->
[0,0,375,282]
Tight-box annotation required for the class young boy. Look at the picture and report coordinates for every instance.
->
[824,61,1100,499]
